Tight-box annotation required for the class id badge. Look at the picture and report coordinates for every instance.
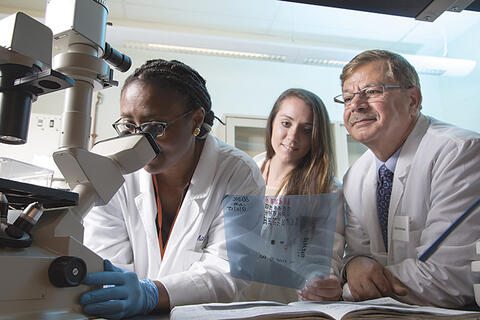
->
[392,216,410,242]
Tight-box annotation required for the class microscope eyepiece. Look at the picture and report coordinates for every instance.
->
[102,42,132,73]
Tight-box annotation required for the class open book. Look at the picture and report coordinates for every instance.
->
[170,297,480,320]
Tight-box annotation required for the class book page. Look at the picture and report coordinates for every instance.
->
[171,298,480,320]
[290,298,480,319]
[170,301,333,320]
[289,301,389,319]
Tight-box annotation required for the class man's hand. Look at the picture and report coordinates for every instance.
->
[346,256,408,301]
[298,274,343,301]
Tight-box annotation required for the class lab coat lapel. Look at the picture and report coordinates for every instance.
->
[189,135,217,201]
[388,163,408,254]
[387,114,429,256]
[363,157,387,256]
[135,170,161,260]
[162,135,218,261]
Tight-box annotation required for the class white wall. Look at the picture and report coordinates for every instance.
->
[33,47,345,143]
[32,45,463,150]
[435,19,480,133]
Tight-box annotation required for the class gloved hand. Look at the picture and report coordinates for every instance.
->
[79,259,159,320]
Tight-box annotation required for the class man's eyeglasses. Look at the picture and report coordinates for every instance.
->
[112,110,193,137]
[334,84,413,108]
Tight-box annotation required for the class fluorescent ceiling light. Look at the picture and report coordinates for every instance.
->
[124,41,286,62]
[123,36,476,77]
[403,54,476,77]
[304,53,476,77]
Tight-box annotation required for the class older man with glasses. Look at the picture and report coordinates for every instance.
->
[332,49,480,309]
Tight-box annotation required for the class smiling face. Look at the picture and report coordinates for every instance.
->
[270,96,313,166]
[342,60,421,160]
[120,81,202,175]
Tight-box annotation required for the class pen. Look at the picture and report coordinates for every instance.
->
[419,197,480,262]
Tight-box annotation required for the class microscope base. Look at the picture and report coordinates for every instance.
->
[0,230,102,318]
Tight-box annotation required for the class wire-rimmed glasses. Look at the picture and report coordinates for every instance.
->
[112,110,193,137]
[334,84,413,108]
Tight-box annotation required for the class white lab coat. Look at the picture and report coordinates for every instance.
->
[240,152,345,303]
[343,114,480,308]
[83,134,265,307]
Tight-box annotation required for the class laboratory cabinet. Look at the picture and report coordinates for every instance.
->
[213,114,367,178]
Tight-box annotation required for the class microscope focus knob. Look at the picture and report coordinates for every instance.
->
[48,256,87,287]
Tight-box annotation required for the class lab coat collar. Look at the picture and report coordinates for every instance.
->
[361,114,429,254]
[390,114,429,187]
[386,114,429,254]
[132,135,218,261]
[365,155,386,255]
[135,170,162,264]
[135,134,218,203]
[161,135,219,265]
[188,134,218,201]
[136,169,158,223]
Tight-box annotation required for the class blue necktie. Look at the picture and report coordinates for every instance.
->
[377,164,393,250]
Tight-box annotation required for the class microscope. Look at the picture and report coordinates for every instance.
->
[0,1,159,318]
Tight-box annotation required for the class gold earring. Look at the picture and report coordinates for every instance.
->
[193,127,200,137]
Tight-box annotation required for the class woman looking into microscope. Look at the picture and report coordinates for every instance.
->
[79,59,265,319]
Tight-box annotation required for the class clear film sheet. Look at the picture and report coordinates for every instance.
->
[223,193,339,289]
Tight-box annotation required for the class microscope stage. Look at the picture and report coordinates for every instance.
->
[0,178,78,209]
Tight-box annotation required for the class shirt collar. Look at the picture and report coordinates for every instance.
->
[375,146,402,176]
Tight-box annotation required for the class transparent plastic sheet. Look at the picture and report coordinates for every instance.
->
[223,193,339,289]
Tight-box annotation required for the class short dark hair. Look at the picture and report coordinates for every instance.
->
[122,59,214,138]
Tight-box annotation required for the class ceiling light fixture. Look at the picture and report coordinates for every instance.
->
[403,53,476,77]
[303,52,476,77]
[124,41,286,62]
[124,40,476,77]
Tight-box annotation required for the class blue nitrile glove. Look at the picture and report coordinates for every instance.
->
[79,259,159,320]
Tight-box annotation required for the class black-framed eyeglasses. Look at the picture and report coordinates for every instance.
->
[333,84,413,107]
[112,110,193,137]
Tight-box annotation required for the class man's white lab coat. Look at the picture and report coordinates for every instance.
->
[83,134,265,308]
[343,114,480,308]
